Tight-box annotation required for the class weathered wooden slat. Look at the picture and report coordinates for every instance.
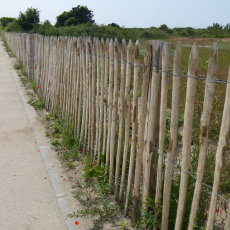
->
[80,37,86,140]
[154,42,171,229]
[131,40,151,224]
[106,38,114,169]
[109,38,119,183]
[188,43,218,230]
[206,66,230,230]
[102,38,110,161]
[97,38,105,165]
[90,37,96,156]
[175,43,199,230]
[142,40,161,217]
[124,40,140,216]
[77,37,83,136]
[161,41,182,230]
[115,39,126,194]
[95,38,100,157]
[119,39,132,202]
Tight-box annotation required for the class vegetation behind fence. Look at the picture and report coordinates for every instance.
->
[5,32,230,230]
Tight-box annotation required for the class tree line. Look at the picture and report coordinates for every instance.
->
[1,6,230,40]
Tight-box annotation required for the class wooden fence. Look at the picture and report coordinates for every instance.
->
[5,32,230,230]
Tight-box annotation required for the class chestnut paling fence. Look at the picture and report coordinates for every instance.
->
[5,32,230,230]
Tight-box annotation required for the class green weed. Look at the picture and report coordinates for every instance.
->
[27,96,45,110]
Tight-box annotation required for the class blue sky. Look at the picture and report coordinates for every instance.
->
[1,0,230,28]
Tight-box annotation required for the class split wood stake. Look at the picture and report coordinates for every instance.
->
[86,37,92,155]
[174,43,199,230]
[97,38,105,165]
[119,39,132,202]
[109,38,119,184]
[124,40,140,216]
[131,40,151,224]
[188,43,218,230]
[142,40,161,217]
[84,37,90,154]
[115,39,126,194]
[102,38,110,160]
[154,42,171,230]
[106,38,114,169]
[95,37,100,157]
[75,37,81,134]
[80,37,86,140]
[206,66,230,230]
[90,37,96,156]
[161,41,182,230]
[77,37,83,136]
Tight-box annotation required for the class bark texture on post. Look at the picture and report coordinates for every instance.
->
[188,43,218,230]
[175,43,199,230]
[206,66,230,230]
[161,41,182,230]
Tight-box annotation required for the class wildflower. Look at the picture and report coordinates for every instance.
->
[32,68,34,70]
[63,148,65,151]
[38,150,40,152]
[63,179,66,181]
[61,176,63,178]
[216,208,219,214]
[37,86,40,89]
[75,221,79,225]
[44,177,47,179]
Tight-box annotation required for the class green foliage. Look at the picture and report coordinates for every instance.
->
[31,81,37,93]
[43,20,52,27]
[55,5,94,27]
[108,23,120,28]
[0,17,15,28]
[159,24,173,34]
[17,7,40,31]
[27,96,45,110]
[13,61,27,76]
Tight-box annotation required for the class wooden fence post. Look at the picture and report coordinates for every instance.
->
[102,38,110,161]
[106,38,114,169]
[119,39,132,202]
[161,41,182,230]
[77,37,83,136]
[90,37,96,156]
[115,39,126,194]
[206,66,230,229]
[109,38,119,183]
[154,42,171,229]
[175,43,199,230]
[131,40,151,224]
[97,38,105,165]
[95,38,101,157]
[142,40,161,218]
[124,40,140,216]
[80,37,86,141]
[188,43,218,230]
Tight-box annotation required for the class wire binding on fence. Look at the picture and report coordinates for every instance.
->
[39,67,230,206]
[13,35,230,207]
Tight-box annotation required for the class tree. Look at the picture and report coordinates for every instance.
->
[55,5,94,27]
[0,17,15,28]
[17,7,40,31]
[108,23,120,28]
[43,20,52,27]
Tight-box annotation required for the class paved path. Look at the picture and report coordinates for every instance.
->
[0,42,68,229]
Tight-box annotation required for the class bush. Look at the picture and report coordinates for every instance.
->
[5,20,22,32]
